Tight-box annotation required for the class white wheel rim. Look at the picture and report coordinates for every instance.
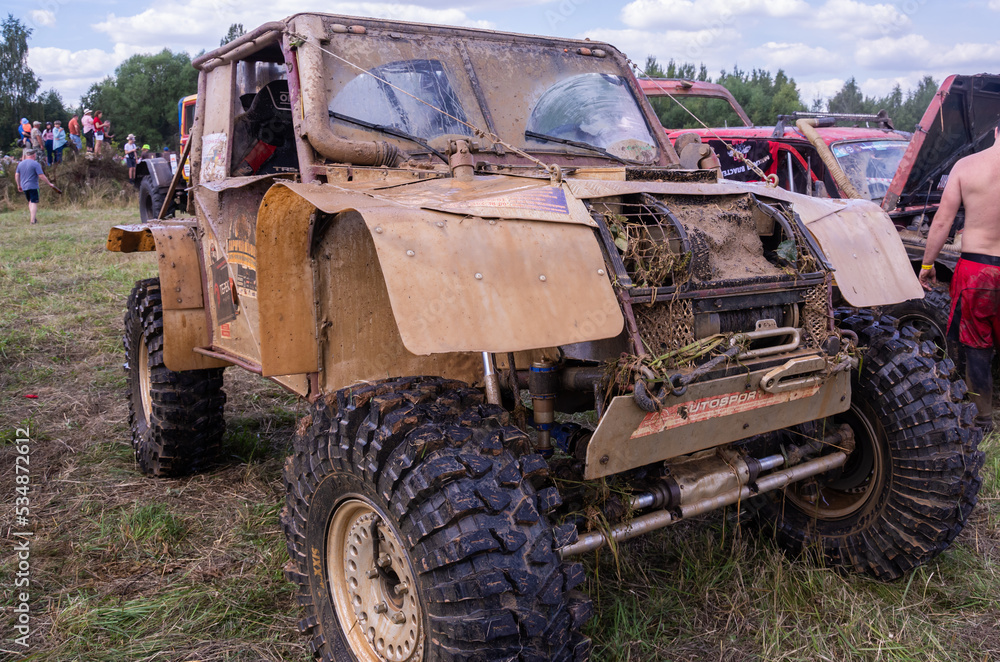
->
[138,336,152,426]
[327,498,423,662]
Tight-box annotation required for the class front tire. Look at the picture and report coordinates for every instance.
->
[884,288,955,362]
[282,377,592,661]
[759,312,983,580]
[124,278,226,476]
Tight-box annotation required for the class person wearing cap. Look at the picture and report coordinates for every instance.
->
[43,121,54,165]
[67,113,81,152]
[52,120,67,164]
[15,149,57,225]
[124,134,138,182]
[140,144,151,160]
[82,109,95,152]
[30,121,44,152]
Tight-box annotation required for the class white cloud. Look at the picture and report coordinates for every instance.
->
[797,78,846,106]
[990,0,1000,10]
[620,0,808,31]
[811,0,912,38]
[747,42,840,74]
[28,44,146,103]
[29,10,56,28]
[580,27,743,72]
[33,1,495,104]
[855,34,933,68]
[93,1,493,51]
[855,34,1000,71]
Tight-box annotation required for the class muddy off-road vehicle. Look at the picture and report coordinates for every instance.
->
[106,14,983,661]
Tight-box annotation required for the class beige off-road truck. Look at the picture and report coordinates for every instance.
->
[107,14,983,662]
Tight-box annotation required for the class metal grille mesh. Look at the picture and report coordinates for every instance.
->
[634,299,695,353]
[802,283,830,348]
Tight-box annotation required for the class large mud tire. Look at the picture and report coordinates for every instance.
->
[281,377,591,662]
[759,311,983,580]
[124,278,226,477]
[138,177,167,223]
[884,288,956,363]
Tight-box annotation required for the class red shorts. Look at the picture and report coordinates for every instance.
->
[948,254,1000,349]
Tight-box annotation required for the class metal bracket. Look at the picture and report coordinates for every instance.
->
[759,355,827,394]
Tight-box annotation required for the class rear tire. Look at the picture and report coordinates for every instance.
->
[124,278,226,476]
[281,377,592,661]
[758,311,983,580]
[138,177,167,222]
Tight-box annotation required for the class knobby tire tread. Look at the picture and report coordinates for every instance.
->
[281,376,592,662]
[124,278,226,477]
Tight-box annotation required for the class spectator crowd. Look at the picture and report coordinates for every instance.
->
[17,109,121,163]
[13,109,159,185]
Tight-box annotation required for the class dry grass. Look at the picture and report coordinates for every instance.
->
[1,204,999,661]
[0,205,307,661]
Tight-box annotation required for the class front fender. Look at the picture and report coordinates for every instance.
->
[107,222,229,372]
[254,181,624,376]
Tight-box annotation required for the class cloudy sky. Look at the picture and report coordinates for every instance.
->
[17,0,1000,107]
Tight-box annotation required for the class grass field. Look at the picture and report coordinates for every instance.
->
[1,205,998,661]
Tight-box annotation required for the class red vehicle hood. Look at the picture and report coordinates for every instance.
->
[883,74,1000,212]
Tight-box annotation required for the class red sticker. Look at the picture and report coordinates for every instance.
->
[219,323,231,339]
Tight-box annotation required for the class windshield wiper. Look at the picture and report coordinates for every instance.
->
[329,111,449,164]
[524,130,630,165]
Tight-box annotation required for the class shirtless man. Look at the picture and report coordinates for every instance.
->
[920,119,1000,431]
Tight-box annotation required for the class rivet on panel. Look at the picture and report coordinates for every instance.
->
[597,269,606,276]
[539,275,547,282]
[375,226,383,233]
[475,273,483,280]
[488,220,496,225]
[406,250,415,257]
[436,221,444,228]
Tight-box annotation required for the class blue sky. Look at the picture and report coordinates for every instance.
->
[12,0,1000,107]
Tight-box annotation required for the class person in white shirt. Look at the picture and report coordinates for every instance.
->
[81,109,95,152]
[124,134,138,182]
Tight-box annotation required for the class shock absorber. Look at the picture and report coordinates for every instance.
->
[529,360,557,457]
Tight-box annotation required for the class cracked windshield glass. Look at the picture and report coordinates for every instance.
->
[831,140,908,201]
[325,32,659,164]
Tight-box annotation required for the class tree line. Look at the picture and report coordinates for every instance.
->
[644,56,939,134]
[1,12,945,152]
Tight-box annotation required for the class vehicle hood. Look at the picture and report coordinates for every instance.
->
[883,74,1000,212]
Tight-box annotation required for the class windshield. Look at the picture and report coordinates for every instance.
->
[320,27,662,165]
[831,140,907,201]
[527,73,658,163]
[330,59,471,140]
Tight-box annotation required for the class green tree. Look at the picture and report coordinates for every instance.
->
[643,57,791,130]
[82,49,198,150]
[37,88,69,125]
[824,76,937,132]
[716,66,805,126]
[221,23,245,46]
[0,14,40,148]
[828,77,867,114]
[895,76,938,133]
